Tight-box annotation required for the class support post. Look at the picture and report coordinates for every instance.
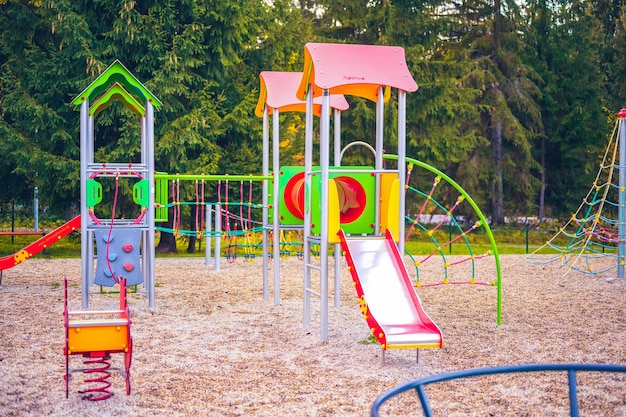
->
[272,108,281,305]
[262,105,270,301]
[618,109,626,278]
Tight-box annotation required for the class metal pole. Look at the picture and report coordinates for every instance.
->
[303,87,314,327]
[205,204,212,266]
[34,187,39,232]
[11,199,15,244]
[272,108,281,305]
[262,106,270,301]
[214,204,222,272]
[618,110,626,278]
[80,100,90,308]
[398,90,407,253]
[146,104,156,308]
[333,109,341,308]
[375,86,384,236]
[320,90,330,341]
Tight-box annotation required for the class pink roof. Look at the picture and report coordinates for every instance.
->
[296,43,418,102]
[255,71,349,117]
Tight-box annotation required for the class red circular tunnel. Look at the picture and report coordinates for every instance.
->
[283,172,367,223]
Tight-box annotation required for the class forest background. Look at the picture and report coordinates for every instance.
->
[1,0,625,251]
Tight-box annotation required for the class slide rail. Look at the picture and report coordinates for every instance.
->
[0,215,81,274]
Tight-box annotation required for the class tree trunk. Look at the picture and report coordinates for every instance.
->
[538,135,546,222]
[186,202,203,254]
[156,209,177,253]
[491,118,506,225]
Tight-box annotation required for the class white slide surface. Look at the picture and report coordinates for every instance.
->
[340,230,443,349]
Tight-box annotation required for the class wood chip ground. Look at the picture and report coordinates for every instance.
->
[1,255,625,416]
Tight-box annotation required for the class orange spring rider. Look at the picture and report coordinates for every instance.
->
[63,277,132,400]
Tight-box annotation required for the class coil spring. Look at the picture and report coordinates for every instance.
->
[78,354,113,401]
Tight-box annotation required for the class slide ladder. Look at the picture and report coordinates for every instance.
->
[339,229,443,358]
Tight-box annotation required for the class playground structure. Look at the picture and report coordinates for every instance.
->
[54,44,503,400]
[526,110,626,280]
[251,42,503,351]
[59,60,161,399]
[147,44,502,352]
[72,59,161,309]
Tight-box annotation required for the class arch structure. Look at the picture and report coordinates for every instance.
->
[526,111,626,280]
[72,60,161,308]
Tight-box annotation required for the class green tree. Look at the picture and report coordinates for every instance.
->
[524,0,609,218]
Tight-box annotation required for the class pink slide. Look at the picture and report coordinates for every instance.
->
[339,229,443,351]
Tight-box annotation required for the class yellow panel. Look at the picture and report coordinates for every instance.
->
[328,179,341,243]
[380,174,400,239]
[67,325,129,354]
[386,342,443,350]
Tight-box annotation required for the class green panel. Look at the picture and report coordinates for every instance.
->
[274,166,306,226]
[133,179,150,207]
[86,179,102,207]
[155,177,168,223]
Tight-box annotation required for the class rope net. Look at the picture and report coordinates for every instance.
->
[526,118,624,277]
[402,160,497,288]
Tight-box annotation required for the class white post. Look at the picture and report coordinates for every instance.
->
[272,108,281,305]
[333,109,341,308]
[146,102,156,309]
[33,187,39,232]
[398,90,407,255]
[303,87,314,327]
[319,90,330,341]
[214,204,221,272]
[205,204,212,266]
[374,86,384,236]
[262,105,270,301]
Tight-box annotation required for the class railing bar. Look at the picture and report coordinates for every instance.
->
[416,385,434,417]
[568,369,579,417]
[370,363,626,417]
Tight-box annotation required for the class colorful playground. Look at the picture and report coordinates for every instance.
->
[0,42,625,416]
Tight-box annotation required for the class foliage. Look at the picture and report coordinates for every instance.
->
[0,0,623,229]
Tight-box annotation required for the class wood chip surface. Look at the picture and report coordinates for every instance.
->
[0,255,625,416]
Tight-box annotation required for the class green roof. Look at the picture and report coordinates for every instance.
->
[72,60,162,110]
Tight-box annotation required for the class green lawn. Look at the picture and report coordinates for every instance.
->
[0,225,584,260]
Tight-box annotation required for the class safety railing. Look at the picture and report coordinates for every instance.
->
[371,363,626,417]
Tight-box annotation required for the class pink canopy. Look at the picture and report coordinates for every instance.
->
[296,43,418,102]
[255,71,349,117]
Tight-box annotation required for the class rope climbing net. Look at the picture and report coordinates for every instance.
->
[392,156,500,285]
[384,154,503,325]
[154,176,308,262]
[526,118,625,277]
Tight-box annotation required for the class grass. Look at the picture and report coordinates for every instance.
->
[0,223,593,260]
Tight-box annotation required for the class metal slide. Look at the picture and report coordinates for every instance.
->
[339,229,443,350]
[0,215,81,275]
